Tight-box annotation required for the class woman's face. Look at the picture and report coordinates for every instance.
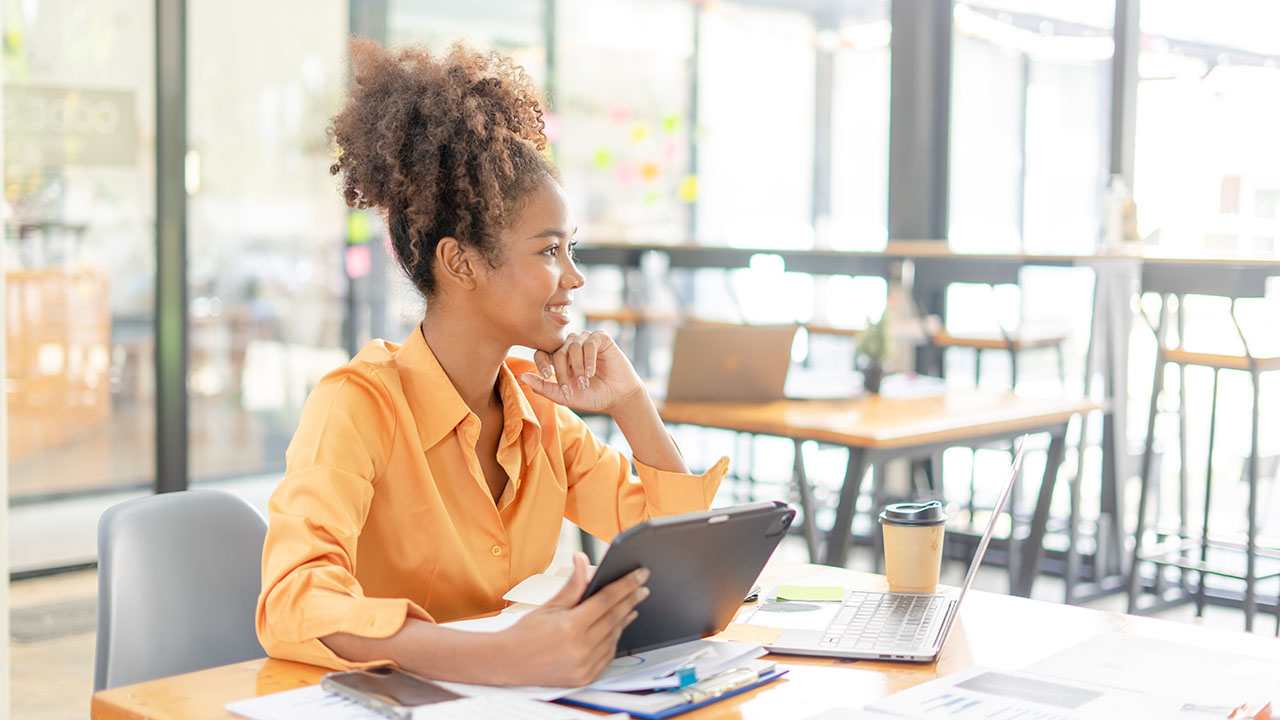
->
[476,176,584,352]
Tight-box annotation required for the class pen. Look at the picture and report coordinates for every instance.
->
[680,667,763,704]
[743,585,762,604]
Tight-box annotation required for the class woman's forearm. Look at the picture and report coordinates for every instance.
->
[321,619,518,685]
[609,392,688,474]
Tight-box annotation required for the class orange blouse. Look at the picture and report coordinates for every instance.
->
[256,324,728,669]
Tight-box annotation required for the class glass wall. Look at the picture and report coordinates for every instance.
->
[555,0,695,245]
[3,0,155,529]
[941,1,1113,395]
[697,2,815,249]
[1135,0,1280,254]
[949,1,1113,254]
[187,0,350,484]
[829,0,891,251]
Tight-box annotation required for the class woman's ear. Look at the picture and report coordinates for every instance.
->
[435,237,478,291]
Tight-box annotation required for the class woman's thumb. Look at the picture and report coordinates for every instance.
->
[545,552,590,608]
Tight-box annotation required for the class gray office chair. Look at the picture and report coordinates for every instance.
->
[94,489,268,691]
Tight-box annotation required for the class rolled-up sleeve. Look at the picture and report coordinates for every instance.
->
[256,370,431,670]
[557,404,728,542]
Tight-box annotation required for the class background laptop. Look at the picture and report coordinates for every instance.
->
[664,324,859,402]
[759,438,1026,662]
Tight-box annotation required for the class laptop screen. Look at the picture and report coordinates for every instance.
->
[955,436,1028,605]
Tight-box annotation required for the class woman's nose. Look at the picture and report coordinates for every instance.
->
[562,258,585,288]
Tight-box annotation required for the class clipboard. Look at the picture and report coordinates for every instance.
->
[558,662,787,719]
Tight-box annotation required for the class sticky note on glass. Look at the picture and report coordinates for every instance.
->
[775,585,844,602]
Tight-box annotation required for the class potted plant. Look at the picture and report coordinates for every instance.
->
[858,312,890,394]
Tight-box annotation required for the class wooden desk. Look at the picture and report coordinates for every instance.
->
[90,564,1280,720]
[660,391,1099,598]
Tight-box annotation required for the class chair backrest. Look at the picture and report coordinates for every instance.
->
[94,489,268,691]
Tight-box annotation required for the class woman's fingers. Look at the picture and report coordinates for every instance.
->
[516,372,560,401]
[551,347,574,398]
[577,568,649,643]
[582,333,603,379]
[566,341,587,390]
[524,331,637,408]
[586,582,648,646]
[532,349,555,381]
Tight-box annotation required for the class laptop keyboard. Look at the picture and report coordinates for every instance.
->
[819,592,946,653]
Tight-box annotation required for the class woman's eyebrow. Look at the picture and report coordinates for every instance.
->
[528,228,578,241]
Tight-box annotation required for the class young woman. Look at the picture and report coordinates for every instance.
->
[255,40,727,688]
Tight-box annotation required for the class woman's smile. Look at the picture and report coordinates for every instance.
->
[545,301,572,324]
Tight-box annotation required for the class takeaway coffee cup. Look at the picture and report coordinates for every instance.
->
[879,501,947,593]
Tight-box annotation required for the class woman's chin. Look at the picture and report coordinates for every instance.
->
[529,329,570,353]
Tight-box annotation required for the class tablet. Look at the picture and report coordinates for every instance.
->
[581,501,796,655]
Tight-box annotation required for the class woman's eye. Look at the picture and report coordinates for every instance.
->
[542,245,558,257]
[568,245,579,262]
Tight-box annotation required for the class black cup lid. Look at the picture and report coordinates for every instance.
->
[878,500,947,526]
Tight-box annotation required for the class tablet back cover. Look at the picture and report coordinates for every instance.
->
[584,501,795,655]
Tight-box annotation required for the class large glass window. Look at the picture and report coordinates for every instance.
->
[697,2,815,248]
[555,0,695,244]
[828,0,891,251]
[186,0,349,484]
[949,1,1113,253]
[3,0,155,567]
[1135,0,1280,253]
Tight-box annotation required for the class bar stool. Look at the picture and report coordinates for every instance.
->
[1127,263,1280,633]
[928,326,1067,390]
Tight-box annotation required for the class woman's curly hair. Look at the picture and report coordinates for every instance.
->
[329,39,556,298]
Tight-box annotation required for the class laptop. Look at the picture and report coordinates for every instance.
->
[759,437,1026,662]
[664,324,858,402]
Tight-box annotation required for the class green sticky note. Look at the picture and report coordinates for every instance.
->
[775,585,844,602]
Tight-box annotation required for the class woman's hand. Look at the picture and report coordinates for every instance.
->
[519,330,689,474]
[496,553,648,687]
[518,331,646,413]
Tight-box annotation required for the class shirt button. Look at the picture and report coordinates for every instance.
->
[491,545,503,557]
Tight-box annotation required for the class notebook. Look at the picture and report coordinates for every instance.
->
[663,324,859,402]
[759,437,1026,662]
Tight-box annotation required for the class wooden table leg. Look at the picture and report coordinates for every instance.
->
[822,447,869,568]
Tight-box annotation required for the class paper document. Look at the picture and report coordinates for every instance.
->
[1021,632,1280,705]
[865,666,1194,720]
[226,684,623,720]
[503,563,596,606]
[503,572,570,605]
[564,659,782,716]
[589,639,765,691]
[737,597,844,631]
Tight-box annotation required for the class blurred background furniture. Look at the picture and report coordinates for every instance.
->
[1127,260,1280,633]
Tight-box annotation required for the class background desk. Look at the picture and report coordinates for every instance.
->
[660,392,1099,598]
[90,563,1280,720]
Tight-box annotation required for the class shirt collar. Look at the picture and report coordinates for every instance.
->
[496,359,543,461]
[395,323,541,456]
